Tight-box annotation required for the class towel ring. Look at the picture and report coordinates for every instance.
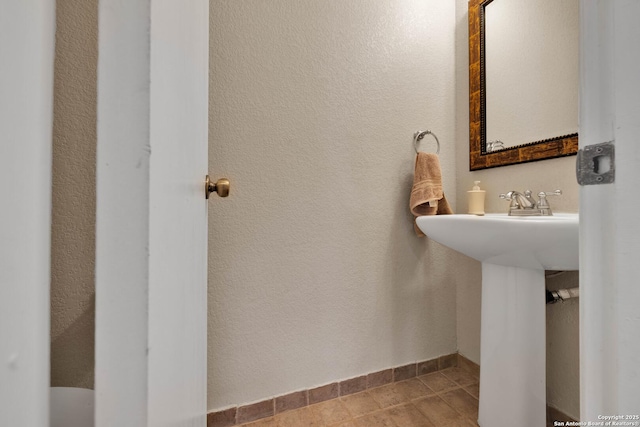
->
[413,130,440,155]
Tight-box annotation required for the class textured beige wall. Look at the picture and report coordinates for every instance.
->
[454,0,580,416]
[50,1,460,404]
[208,0,459,411]
[50,0,97,389]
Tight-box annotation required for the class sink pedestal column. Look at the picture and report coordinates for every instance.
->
[477,263,546,427]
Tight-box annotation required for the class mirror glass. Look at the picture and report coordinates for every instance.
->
[469,0,579,170]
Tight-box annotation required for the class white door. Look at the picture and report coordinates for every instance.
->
[95,1,209,425]
[0,1,56,425]
[579,0,640,419]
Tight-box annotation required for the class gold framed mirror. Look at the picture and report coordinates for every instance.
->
[468,0,579,170]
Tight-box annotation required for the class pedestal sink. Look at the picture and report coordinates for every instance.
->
[416,213,578,427]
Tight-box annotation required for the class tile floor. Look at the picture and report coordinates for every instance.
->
[237,367,480,427]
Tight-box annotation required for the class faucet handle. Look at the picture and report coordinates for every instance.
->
[499,192,515,203]
[538,189,562,198]
[537,189,562,211]
[499,192,520,209]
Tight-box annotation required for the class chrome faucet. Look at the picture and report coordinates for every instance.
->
[499,190,562,216]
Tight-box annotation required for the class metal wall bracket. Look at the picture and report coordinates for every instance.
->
[576,141,615,185]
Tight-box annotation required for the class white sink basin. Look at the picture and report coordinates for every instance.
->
[416,213,579,427]
[416,213,578,270]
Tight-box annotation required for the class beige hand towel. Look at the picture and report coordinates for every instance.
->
[410,152,453,236]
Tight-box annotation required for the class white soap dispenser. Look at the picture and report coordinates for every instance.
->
[468,180,486,215]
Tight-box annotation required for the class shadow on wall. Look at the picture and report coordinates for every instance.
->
[51,298,95,389]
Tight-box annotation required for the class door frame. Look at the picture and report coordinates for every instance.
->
[95,1,209,425]
[579,0,640,418]
[0,1,56,425]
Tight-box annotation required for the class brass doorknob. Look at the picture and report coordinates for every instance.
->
[205,175,230,199]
